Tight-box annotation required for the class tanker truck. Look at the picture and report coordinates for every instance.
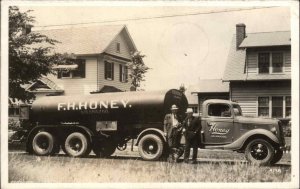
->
[22,89,188,160]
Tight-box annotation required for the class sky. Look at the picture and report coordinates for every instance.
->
[20,5,291,91]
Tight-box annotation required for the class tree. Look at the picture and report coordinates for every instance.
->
[9,6,70,101]
[127,51,149,91]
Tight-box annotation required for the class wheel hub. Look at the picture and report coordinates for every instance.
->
[148,145,154,150]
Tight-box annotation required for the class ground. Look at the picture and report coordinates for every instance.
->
[8,141,291,183]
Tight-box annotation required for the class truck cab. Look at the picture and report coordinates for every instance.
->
[199,99,286,165]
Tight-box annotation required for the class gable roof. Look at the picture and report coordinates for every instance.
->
[26,77,64,93]
[240,31,291,48]
[223,35,247,81]
[35,25,137,55]
[189,79,230,94]
[223,31,291,81]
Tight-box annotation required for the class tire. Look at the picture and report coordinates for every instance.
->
[93,140,117,158]
[64,132,91,157]
[138,134,164,161]
[270,148,284,165]
[245,138,275,166]
[32,131,56,156]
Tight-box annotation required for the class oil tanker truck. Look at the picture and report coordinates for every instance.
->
[22,89,188,160]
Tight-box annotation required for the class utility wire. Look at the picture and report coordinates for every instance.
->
[36,6,277,28]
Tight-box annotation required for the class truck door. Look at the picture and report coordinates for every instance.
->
[201,103,235,145]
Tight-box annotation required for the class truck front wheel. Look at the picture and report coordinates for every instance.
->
[64,132,91,157]
[138,134,164,161]
[32,131,56,156]
[245,138,275,166]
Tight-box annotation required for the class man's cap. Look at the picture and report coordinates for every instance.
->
[185,108,193,114]
[171,104,179,110]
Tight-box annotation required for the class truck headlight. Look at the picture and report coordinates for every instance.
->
[270,127,277,135]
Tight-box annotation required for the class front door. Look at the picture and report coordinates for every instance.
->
[201,103,235,145]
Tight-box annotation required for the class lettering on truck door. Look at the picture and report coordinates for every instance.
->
[202,103,235,145]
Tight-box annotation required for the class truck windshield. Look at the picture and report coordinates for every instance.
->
[233,104,242,116]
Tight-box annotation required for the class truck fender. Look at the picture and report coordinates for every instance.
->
[213,129,279,151]
[135,128,166,146]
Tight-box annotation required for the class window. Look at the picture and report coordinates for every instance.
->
[72,59,86,78]
[119,64,128,82]
[258,96,291,118]
[272,97,283,118]
[57,59,86,79]
[233,104,242,116]
[258,53,270,73]
[190,106,198,114]
[272,53,283,73]
[258,97,269,117]
[116,43,120,53]
[285,96,291,118]
[208,104,231,117]
[9,107,19,116]
[105,61,114,80]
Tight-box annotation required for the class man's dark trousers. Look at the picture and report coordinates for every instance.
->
[184,135,198,161]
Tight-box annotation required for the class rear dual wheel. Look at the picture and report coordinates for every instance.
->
[32,131,58,156]
[64,132,91,157]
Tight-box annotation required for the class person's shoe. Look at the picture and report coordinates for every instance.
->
[191,159,197,164]
[183,159,189,164]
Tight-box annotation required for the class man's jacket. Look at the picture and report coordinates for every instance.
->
[183,116,201,139]
[163,113,182,137]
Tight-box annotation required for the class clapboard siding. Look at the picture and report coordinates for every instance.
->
[105,30,132,60]
[246,51,291,74]
[97,57,132,91]
[231,81,291,117]
[246,52,257,74]
[48,57,98,95]
[284,51,291,72]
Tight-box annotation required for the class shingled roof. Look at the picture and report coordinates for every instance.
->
[223,31,291,81]
[190,79,229,93]
[35,25,136,55]
[240,31,291,48]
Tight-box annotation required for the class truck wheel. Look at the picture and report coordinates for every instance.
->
[245,138,275,166]
[93,140,117,158]
[138,134,164,161]
[270,148,284,165]
[32,131,56,156]
[64,132,91,157]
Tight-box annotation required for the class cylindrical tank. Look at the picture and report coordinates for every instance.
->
[31,89,188,126]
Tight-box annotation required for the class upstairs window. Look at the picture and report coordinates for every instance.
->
[57,59,86,79]
[272,53,283,73]
[105,61,114,80]
[119,64,128,82]
[116,43,120,53]
[258,53,270,73]
[258,97,269,117]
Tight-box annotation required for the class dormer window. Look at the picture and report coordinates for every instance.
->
[258,52,283,74]
[258,53,270,73]
[272,53,283,73]
[116,43,120,53]
[57,59,86,79]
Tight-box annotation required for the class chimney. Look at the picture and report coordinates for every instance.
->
[22,24,33,35]
[236,23,246,49]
